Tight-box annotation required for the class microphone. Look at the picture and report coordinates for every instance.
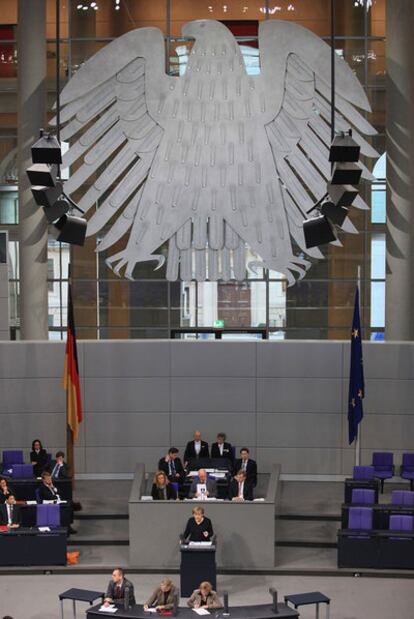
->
[223,591,230,616]
[173,589,180,616]
[269,588,278,614]
[124,586,130,611]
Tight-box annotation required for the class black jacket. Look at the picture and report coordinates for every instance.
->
[184,440,210,463]
[158,456,185,481]
[151,483,177,500]
[38,483,60,501]
[211,442,234,463]
[234,458,257,486]
[228,478,254,501]
[0,503,21,526]
[183,516,214,542]
[30,449,48,477]
[0,485,13,504]
[105,578,136,606]
[46,461,70,479]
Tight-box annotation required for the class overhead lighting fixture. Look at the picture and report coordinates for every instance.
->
[331,162,362,185]
[303,214,337,249]
[42,198,70,224]
[320,201,349,227]
[31,130,62,165]
[329,132,360,162]
[327,182,358,207]
[52,214,88,246]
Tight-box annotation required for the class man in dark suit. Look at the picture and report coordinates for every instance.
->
[211,433,234,464]
[46,451,70,480]
[234,447,257,487]
[158,447,185,483]
[189,469,217,499]
[104,568,136,607]
[184,431,209,465]
[39,472,61,501]
[228,470,254,501]
[0,494,21,528]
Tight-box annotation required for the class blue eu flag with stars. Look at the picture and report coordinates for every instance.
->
[348,286,365,444]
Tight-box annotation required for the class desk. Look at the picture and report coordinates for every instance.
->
[59,588,104,619]
[19,502,72,528]
[285,592,330,619]
[86,603,299,619]
[0,527,67,565]
[6,477,73,501]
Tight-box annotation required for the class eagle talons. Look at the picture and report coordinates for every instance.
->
[105,251,166,279]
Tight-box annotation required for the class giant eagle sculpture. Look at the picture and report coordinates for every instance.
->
[54,19,378,284]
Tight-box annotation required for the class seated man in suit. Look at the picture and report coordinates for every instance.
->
[39,471,61,501]
[144,578,178,611]
[46,451,70,480]
[0,494,21,528]
[189,468,217,499]
[184,431,209,466]
[104,567,136,608]
[228,469,254,501]
[211,432,234,465]
[158,447,185,483]
[234,447,257,487]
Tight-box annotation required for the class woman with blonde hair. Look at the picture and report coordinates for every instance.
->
[187,581,222,609]
[183,506,213,542]
[144,578,178,611]
[151,471,177,500]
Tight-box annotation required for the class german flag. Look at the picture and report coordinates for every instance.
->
[63,282,82,442]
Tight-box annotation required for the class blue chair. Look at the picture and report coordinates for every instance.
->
[353,466,375,480]
[36,504,60,528]
[391,490,414,506]
[351,488,375,505]
[2,450,23,474]
[371,452,394,493]
[400,453,414,491]
[11,464,34,478]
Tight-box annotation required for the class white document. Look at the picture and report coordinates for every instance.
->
[42,500,55,504]
[196,484,207,496]
[98,604,118,613]
[38,527,51,532]
[189,541,212,547]
[193,608,210,615]
[57,499,67,504]
[141,496,153,501]
[145,608,157,613]
[25,501,37,505]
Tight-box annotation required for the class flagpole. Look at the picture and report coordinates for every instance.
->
[355,265,362,466]
[66,262,75,484]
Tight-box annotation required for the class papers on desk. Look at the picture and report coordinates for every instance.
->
[189,541,212,547]
[99,604,118,613]
[253,498,265,502]
[57,500,67,504]
[43,500,55,504]
[141,496,153,501]
[145,608,157,613]
[25,500,37,505]
[38,527,51,532]
[192,608,210,615]
[208,472,226,479]
[188,469,228,478]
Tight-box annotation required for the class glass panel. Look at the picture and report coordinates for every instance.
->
[370,232,385,279]
[0,188,17,224]
[370,0,385,38]
[370,280,385,328]
[268,0,331,38]
[197,281,266,327]
[367,39,385,87]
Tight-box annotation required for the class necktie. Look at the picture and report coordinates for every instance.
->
[8,505,13,524]
[238,482,242,498]
[243,460,247,471]
[52,463,60,478]
[171,460,176,475]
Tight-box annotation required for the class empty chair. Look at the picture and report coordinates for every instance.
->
[351,488,375,505]
[170,482,179,495]
[2,450,23,473]
[348,506,373,533]
[337,506,377,568]
[391,490,414,506]
[36,503,60,528]
[389,514,414,540]
[11,464,34,479]
[353,465,375,480]
[400,453,414,491]
[371,452,394,493]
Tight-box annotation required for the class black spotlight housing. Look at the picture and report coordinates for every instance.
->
[31,181,63,208]
[331,162,362,186]
[31,131,62,165]
[53,214,87,246]
[327,182,359,207]
[320,201,349,227]
[42,198,70,224]
[329,133,360,162]
[303,214,337,249]
[27,163,58,187]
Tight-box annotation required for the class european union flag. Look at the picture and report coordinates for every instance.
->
[348,286,365,444]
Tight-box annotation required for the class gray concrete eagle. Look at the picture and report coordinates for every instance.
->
[54,19,377,284]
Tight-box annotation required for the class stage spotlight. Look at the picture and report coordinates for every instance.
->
[327,182,358,207]
[320,200,349,227]
[52,214,87,246]
[329,132,360,162]
[31,181,63,209]
[27,163,58,187]
[303,214,337,249]
[42,198,70,224]
[331,162,362,186]
[31,130,62,165]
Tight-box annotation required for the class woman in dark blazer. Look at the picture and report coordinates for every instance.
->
[30,439,48,477]
[151,471,177,500]
[0,478,13,503]
[183,506,213,542]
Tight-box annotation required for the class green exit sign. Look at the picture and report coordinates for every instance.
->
[214,320,224,328]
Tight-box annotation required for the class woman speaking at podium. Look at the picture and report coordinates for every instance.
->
[183,506,213,542]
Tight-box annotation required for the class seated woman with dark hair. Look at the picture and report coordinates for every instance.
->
[151,471,177,501]
[0,478,13,504]
[30,439,48,477]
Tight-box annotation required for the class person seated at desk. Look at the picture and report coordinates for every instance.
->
[0,478,13,504]
[211,432,234,464]
[151,471,177,501]
[38,471,61,501]
[0,494,21,528]
[183,506,213,542]
[189,468,217,499]
[46,451,70,480]
[30,439,48,477]
[184,431,209,465]
[234,447,257,487]
[144,578,178,611]
[158,447,185,484]
[228,469,254,501]
[104,567,136,607]
[187,582,222,609]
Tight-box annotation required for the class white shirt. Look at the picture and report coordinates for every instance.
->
[242,459,248,471]
[6,503,13,525]
[194,441,201,455]
[219,443,224,456]
[238,481,245,499]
